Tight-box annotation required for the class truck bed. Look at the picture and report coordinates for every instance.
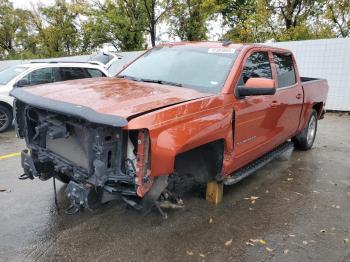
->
[301,77,328,103]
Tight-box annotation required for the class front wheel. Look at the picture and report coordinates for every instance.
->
[0,105,13,133]
[292,109,318,150]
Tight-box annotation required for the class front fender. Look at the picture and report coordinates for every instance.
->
[126,94,234,176]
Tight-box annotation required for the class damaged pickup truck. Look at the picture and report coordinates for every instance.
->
[11,42,329,215]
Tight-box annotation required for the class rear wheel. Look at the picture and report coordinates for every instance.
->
[0,105,13,133]
[292,109,318,150]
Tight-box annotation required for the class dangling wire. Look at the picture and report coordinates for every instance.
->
[53,176,60,212]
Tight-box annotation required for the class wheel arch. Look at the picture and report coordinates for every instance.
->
[0,101,13,113]
[173,139,225,183]
[312,102,324,119]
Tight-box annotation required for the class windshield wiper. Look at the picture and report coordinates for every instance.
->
[117,75,183,87]
[116,75,140,81]
[139,78,183,87]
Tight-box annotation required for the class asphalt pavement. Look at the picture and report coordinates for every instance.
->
[0,113,350,262]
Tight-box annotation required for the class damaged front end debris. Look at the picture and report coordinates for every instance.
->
[12,96,180,216]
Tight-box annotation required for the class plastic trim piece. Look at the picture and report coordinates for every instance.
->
[10,88,128,127]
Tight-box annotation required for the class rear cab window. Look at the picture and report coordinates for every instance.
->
[238,51,272,86]
[273,53,297,88]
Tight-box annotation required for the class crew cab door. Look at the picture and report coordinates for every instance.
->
[230,50,281,170]
[272,52,303,138]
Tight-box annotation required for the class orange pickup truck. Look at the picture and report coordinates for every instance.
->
[11,42,329,214]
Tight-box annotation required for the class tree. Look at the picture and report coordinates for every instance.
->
[30,0,81,57]
[169,0,218,41]
[219,0,274,42]
[220,0,334,42]
[0,0,38,59]
[82,0,147,51]
[325,0,350,37]
[142,0,174,47]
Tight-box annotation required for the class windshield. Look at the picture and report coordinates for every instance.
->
[90,53,114,65]
[0,66,28,85]
[119,46,238,93]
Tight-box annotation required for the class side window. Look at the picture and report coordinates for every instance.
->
[86,68,106,78]
[22,68,55,86]
[273,53,296,88]
[238,52,272,85]
[58,67,90,81]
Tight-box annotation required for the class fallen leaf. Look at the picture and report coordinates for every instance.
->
[344,238,349,243]
[266,247,273,252]
[186,251,193,256]
[284,249,289,254]
[209,218,213,224]
[225,239,233,246]
[249,239,260,243]
[245,241,255,246]
[259,239,266,245]
[251,200,256,204]
[199,253,206,258]
[287,178,294,181]
[244,196,259,201]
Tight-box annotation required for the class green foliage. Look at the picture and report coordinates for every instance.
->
[82,0,147,51]
[169,0,218,41]
[220,0,336,43]
[35,0,80,57]
[325,0,350,37]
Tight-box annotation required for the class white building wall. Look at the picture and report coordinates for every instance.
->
[269,38,350,111]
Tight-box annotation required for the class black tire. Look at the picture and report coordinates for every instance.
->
[0,105,13,133]
[292,109,318,150]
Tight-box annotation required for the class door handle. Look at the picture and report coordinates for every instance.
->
[296,93,302,99]
[270,101,279,107]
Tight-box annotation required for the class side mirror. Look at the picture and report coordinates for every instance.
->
[15,79,30,88]
[237,78,276,97]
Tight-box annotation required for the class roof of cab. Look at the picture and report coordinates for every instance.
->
[157,41,292,53]
[159,41,243,49]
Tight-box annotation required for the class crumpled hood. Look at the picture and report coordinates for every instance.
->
[13,77,212,120]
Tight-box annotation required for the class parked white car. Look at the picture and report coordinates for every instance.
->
[0,62,108,132]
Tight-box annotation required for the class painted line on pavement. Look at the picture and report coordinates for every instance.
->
[0,152,21,160]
